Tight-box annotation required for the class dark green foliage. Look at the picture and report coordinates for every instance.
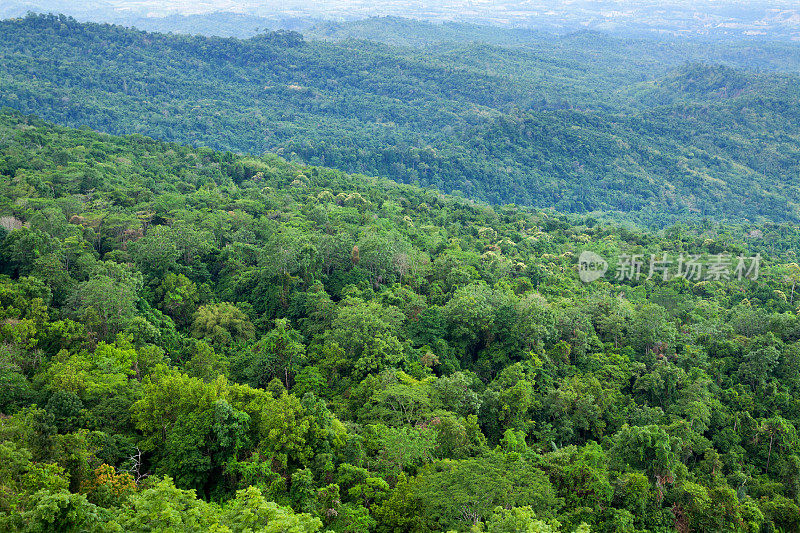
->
[3,14,800,224]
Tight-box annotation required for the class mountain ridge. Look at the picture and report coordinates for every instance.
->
[1,13,800,225]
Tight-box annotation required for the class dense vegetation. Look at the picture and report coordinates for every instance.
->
[2,108,800,531]
[2,14,800,224]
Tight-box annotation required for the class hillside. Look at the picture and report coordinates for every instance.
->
[2,109,800,530]
[2,14,800,224]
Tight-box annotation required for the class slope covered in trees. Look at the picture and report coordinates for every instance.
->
[2,14,800,224]
[2,109,800,531]
[302,16,800,71]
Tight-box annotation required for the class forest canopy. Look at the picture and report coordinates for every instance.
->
[1,108,800,531]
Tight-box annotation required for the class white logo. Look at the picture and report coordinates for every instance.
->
[578,251,761,283]
[579,251,608,283]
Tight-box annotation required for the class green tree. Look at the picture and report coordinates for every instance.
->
[69,272,141,341]
[237,319,306,389]
[191,302,254,350]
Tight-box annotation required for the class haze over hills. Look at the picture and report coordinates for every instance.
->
[2,0,800,40]
[1,14,800,225]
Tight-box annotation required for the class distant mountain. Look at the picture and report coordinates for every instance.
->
[4,1,800,40]
[1,13,799,225]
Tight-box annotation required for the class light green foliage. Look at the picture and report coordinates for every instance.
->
[375,452,561,531]
[68,267,142,341]
[117,478,218,531]
[0,487,119,532]
[486,506,559,533]
[128,225,180,282]
[609,425,679,482]
[330,299,406,379]
[131,371,233,490]
[184,340,228,382]
[374,425,437,474]
[119,477,323,532]
[191,302,255,349]
[221,485,324,532]
[0,441,69,514]
[155,273,202,327]
[234,318,306,389]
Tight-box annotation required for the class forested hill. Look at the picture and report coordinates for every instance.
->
[2,108,800,531]
[2,14,800,225]
[302,16,800,70]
